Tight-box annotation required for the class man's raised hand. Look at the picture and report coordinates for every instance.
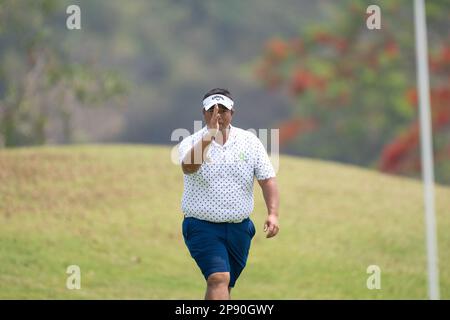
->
[207,104,219,137]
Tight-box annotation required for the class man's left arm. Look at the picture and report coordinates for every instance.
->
[258,177,280,238]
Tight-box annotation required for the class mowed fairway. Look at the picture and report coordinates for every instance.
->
[0,145,449,299]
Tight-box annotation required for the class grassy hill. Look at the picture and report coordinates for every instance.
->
[0,145,449,299]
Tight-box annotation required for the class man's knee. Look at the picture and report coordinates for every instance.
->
[207,272,230,287]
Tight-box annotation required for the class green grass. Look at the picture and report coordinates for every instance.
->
[0,144,449,299]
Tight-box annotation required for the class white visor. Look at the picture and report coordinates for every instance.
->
[202,94,234,111]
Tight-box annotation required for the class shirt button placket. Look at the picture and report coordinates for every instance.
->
[219,148,225,178]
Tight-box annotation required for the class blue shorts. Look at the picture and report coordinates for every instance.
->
[182,216,256,287]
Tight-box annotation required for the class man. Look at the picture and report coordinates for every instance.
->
[178,88,280,300]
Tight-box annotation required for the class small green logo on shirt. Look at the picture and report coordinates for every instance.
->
[239,152,249,163]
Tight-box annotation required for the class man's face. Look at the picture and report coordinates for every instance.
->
[203,104,234,130]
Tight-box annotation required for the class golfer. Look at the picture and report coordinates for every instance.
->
[178,88,280,300]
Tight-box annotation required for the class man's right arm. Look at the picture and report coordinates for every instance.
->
[181,131,216,174]
[181,104,219,174]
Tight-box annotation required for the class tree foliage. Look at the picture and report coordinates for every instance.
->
[255,0,450,183]
[0,0,126,147]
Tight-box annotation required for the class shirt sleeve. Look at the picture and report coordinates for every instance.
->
[178,136,194,165]
[253,136,276,180]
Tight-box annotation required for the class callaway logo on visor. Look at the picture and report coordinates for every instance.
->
[202,94,234,110]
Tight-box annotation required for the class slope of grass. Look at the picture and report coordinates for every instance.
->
[0,144,449,299]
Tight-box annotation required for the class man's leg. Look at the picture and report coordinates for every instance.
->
[225,219,254,291]
[205,272,230,300]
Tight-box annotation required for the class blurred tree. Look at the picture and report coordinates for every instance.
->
[0,0,126,147]
[255,0,450,183]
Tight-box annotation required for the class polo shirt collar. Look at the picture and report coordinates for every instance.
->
[202,124,236,148]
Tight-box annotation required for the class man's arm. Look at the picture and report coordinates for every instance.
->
[257,177,280,238]
[181,104,219,174]
[181,132,215,174]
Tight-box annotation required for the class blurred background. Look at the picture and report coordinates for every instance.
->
[0,0,449,299]
[1,0,448,183]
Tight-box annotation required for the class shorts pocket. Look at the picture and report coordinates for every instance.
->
[182,218,189,240]
[249,219,256,238]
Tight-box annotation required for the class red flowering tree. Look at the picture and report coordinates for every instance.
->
[255,0,450,183]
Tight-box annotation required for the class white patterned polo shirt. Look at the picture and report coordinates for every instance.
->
[178,124,276,223]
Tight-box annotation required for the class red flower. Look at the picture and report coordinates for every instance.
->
[290,69,310,95]
[289,69,327,95]
[334,38,348,53]
[380,124,419,173]
[434,109,450,128]
[385,41,399,58]
[265,38,289,61]
[278,118,317,146]
[441,46,450,64]
[405,88,418,107]
[313,31,332,44]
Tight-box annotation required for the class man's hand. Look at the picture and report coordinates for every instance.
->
[263,213,279,238]
[206,104,220,138]
[258,177,280,238]
[181,104,219,174]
